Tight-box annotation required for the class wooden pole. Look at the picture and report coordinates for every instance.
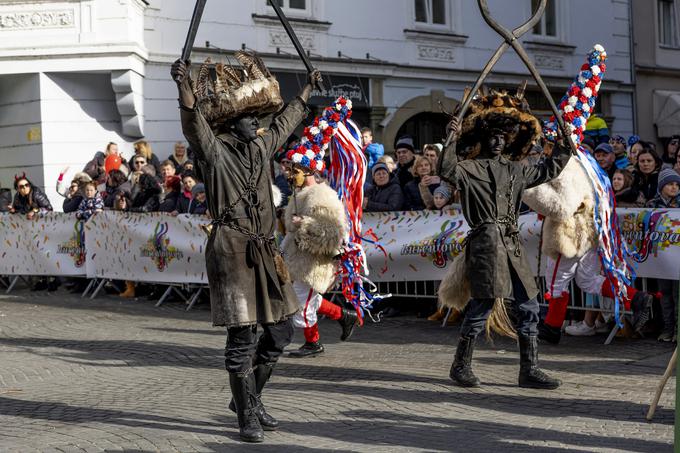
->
[646,347,677,421]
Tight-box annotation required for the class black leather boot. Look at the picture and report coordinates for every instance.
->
[538,320,562,345]
[518,335,561,390]
[228,369,264,443]
[288,341,324,358]
[449,335,481,387]
[229,364,278,430]
[338,307,359,341]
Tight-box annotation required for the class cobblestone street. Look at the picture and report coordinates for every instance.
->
[0,289,674,452]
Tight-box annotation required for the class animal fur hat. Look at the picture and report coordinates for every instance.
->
[459,85,542,161]
[193,51,283,128]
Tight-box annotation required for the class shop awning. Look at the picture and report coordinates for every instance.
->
[654,90,680,137]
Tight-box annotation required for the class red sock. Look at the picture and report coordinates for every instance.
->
[544,292,570,328]
[600,279,634,310]
[318,298,342,320]
[303,324,319,343]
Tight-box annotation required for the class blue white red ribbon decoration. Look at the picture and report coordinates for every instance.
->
[544,45,636,325]
[291,96,384,323]
[286,98,353,172]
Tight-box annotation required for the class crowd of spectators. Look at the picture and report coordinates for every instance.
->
[0,140,208,297]
[1,126,679,339]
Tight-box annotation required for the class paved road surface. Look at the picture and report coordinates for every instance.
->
[0,290,674,452]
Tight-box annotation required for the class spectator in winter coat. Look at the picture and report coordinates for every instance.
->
[273,157,293,207]
[76,182,104,220]
[83,142,129,184]
[377,155,397,173]
[168,141,190,173]
[159,176,181,213]
[56,169,92,213]
[181,159,195,175]
[646,168,680,208]
[10,176,53,219]
[628,138,644,167]
[609,135,633,171]
[159,160,177,181]
[0,188,12,212]
[132,140,162,175]
[612,169,644,207]
[661,135,680,165]
[404,156,440,210]
[101,169,131,208]
[361,127,385,169]
[633,148,662,203]
[174,172,198,214]
[423,144,440,168]
[363,163,404,212]
[394,136,417,188]
[432,184,457,211]
[112,190,131,212]
[187,183,208,215]
[594,143,616,180]
[129,173,161,213]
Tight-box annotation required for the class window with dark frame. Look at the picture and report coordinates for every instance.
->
[269,0,307,11]
[531,0,557,37]
[415,0,447,26]
[658,0,679,47]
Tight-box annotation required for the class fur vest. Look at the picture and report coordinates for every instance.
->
[281,183,348,293]
[522,157,597,259]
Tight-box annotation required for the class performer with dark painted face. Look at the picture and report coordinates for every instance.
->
[172,53,322,443]
[438,88,571,390]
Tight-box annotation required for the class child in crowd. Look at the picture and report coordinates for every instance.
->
[432,185,458,211]
[188,183,208,215]
[76,181,104,220]
[646,168,680,208]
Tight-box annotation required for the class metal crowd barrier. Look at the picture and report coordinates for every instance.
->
[360,277,665,345]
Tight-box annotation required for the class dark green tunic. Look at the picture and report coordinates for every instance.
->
[441,144,571,300]
[180,98,309,327]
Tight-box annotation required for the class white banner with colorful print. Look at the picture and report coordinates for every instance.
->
[361,209,680,282]
[617,208,680,280]
[0,212,87,276]
[361,209,542,282]
[84,211,210,284]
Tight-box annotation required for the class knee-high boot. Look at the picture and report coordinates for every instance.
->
[228,368,264,443]
[518,335,561,390]
[449,335,481,387]
[229,364,279,430]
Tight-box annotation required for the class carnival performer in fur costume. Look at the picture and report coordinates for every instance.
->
[282,97,369,358]
[438,87,571,390]
[172,54,322,443]
[282,163,359,358]
[522,46,653,344]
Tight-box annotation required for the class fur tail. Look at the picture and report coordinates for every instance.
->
[486,298,517,340]
[439,251,517,340]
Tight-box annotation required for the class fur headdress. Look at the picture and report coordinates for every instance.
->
[193,51,283,127]
[459,84,542,161]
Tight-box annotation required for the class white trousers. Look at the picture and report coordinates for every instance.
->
[291,281,322,329]
[545,249,605,297]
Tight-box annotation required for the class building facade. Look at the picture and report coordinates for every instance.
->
[0,0,635,206]
[631,0,680,148]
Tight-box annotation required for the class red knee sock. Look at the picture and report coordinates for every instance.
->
[544,292,570,328]
[317,298,342,321]
[600,279,634,310]
[303,324,319,343]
